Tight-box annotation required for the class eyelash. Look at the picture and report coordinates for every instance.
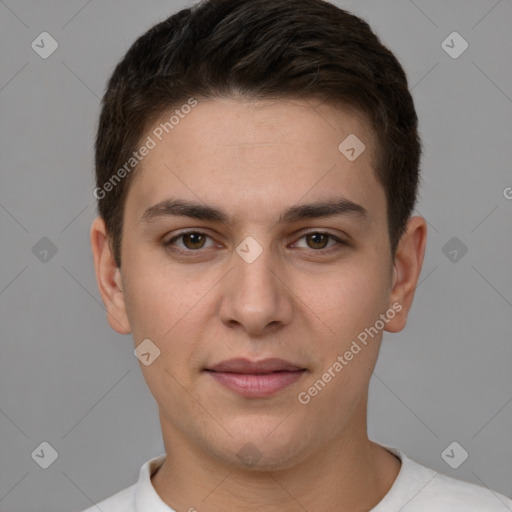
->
[164,230,348,256]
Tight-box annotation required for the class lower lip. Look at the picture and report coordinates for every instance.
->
[206,370,306,397]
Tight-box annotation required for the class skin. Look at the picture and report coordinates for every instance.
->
[90,97,427,511]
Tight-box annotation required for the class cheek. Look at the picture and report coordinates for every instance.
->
[298,269,387,413]
[304,261,389,341]
[121,257,211,365]
[121,263,176,343]
[120,239,177,336]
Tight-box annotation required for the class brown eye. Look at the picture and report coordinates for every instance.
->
[305,233,330,249]
[165,231,215,253]
[293,232,346,252]
[181,232,207,250]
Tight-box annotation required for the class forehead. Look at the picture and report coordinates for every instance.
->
[124,97,384,226]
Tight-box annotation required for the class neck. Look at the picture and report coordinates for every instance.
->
[151,406,401,511]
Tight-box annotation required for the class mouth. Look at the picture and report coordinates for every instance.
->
[204,358,307,397]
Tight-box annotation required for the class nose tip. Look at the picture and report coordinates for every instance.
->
[219,244,294,335]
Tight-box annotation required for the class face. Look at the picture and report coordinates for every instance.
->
[92,97,424,471]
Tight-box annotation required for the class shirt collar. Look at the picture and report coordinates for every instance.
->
[134,453,176,511]
[133,446,417,511]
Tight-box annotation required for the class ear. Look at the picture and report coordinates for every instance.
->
[385,216,427,333]
[90,216,131,334]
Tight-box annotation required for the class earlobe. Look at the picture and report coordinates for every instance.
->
[90,217,131,335]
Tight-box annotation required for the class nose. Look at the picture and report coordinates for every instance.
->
[218,241,293,336]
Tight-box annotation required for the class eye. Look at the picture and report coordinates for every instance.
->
[165,231,216,253]
[164,230,348,256]
[293,232,347,252]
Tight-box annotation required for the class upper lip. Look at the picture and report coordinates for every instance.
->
[206,358,305,374]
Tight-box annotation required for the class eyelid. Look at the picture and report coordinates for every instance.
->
[164,228,349,254]
[165,229,219,249]
[291,231,347,250]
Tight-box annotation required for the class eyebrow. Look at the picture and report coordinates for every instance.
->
[140,197,369,225]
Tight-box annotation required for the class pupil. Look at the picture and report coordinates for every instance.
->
[186,233,204,249]
[182,233,328,250]
[309,233,327,249]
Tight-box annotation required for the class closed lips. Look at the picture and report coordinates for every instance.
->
[205,358,306,374]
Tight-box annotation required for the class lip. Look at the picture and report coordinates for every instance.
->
[207,357,304,373]
[205,358,307,398]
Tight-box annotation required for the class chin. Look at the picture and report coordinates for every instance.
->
[210,423,316,472]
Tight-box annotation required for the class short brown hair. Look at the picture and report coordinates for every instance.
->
[94,0,422,267]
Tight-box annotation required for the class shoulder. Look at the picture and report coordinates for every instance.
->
[79,483,136,512]
[77,453,166,512]
[410,470,512,511]
[392,449,512,511]
[373,446,512,511]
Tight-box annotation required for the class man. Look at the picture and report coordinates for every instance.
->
[85,0,512,510]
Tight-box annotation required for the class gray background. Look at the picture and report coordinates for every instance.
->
[0,0,511,510]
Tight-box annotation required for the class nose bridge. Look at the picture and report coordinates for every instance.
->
[219,234,293,332]
[233,234,281,301]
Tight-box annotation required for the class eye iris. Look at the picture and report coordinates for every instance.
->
[307,233,328,249]
[178,233,332,250]
[183,232,206,249]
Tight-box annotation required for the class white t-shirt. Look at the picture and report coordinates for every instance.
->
[80,445,512,511]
